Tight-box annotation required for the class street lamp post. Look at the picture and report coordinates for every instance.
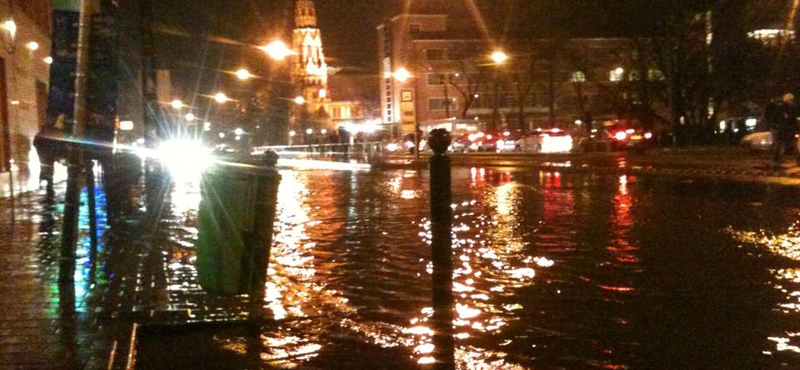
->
[491,50,508,134]
[257,39,295,145]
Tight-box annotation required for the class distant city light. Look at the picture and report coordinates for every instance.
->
[43,56,53,65]
[289,130,296,137]
[321,129,327,134]
[185,113,196,122]
[204,122,212,131]
[259,40,295,61]
[235,68,253,80]
[393,67,411,82]
[319,88,327,98]
[26,41,39,51]
[219,132,226,139]
[214,92,229,103]
[491,50,509,64]
[294,96,306,105]
[234,128,244,136]
[171,99,184,110]
[3,20,16,39]
[119,120,134,131]
[306,128,313,135]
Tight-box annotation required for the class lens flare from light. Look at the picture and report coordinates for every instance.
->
[158,140,212,179]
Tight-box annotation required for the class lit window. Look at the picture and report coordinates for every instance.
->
[571,71,586,83]
[428,98,457,111]
[648,69,665,81]
[425,49,444,61]
[609,68,625,82]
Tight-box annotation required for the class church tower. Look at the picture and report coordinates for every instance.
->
[292,0,329,120]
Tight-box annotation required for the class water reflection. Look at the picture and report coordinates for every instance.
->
[729,221,800,356]
[20,161,800,369]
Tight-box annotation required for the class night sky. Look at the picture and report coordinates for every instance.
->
[149,0,784,99]
[151,0,634,77]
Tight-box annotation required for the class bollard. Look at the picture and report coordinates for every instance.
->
[59,154,83,286]
[428,128,455,370]
[247,151,281,321]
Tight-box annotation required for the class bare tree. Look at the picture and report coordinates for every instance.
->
[447,59,489,119]
[508,54,537,132]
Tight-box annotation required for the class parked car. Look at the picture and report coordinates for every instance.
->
[495,130,523,152]
[609,127,654,151]
[741,131,773,151]
[515,129,574,153]
[450,132,501,152]
[740,131,800,152]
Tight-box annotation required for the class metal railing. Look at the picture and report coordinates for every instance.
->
[253,142,385,165]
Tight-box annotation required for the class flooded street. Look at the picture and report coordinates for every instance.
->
[6,165,800,369]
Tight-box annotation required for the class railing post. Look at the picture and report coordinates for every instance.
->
[428,128,455,370]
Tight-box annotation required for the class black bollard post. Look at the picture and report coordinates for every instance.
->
[249,151,281,322]
[60,154,83,286]
[428,128,455,370]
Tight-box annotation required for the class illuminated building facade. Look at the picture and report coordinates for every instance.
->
[0,0,52,197]
[291,0,330,131]
[377,12,664,135]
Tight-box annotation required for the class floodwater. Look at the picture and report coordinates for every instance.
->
[8,162,800,369]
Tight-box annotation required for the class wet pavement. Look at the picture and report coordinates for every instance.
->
[4,157,800,369]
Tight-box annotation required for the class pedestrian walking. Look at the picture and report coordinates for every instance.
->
[766,93,800,167]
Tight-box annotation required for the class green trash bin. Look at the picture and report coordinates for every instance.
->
[196,154,279,296]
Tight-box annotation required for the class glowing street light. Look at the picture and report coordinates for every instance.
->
[235,68,253,80]
[289,130,296,137]
[26,41,39,51]
[3,20,16,39]
[319,88,327,98]
[43,56,53,65]
[185,113,196,122]
[234,127,244,136]
[306,128,313,135]
[213,92,229,104]
[204,122,212,131]
[171,99,184,110]
[259,40,295,61]
[294,96,306,105]
[393,67,411,82]
[491,50,509,64]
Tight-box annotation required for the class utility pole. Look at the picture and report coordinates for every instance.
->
[60,0,97,285]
